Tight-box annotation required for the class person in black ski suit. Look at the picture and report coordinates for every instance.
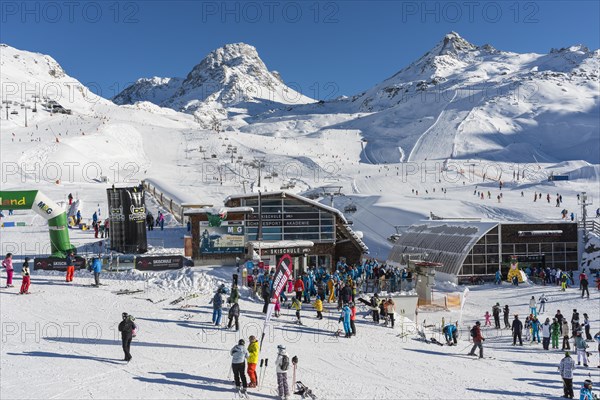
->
[118,312,136,362]
[261,282,270,314]
[492,303,501,329]
[228,302,240,331]
[571,309,580,336]
[503,305,511,329]
[512,315,523,346]
[581,276,589,299]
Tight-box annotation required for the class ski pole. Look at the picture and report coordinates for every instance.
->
[259,358,268,390]
[292,356,298,387]
[258,358,264,386]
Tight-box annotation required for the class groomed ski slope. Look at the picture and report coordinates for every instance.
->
[1,265,598,400]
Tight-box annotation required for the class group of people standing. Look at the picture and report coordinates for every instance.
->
[2,253,31,294]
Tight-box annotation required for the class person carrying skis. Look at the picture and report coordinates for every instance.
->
[542,318,552,350]
[468,321,485,358]
[443,323,458,345]
[227,302,240,331]
[65,251,75,283]
[291,296,302,325]
[574,331,589,367]
[492,303,501,329]
[247,336,259,388]
[559,351,575,399]
[118,312,136,362]
[579,380,594,400]
[551,318,561,349]
[339,303,352,338]
[531,316,541,343]
[211,290,223,326]
[313,295,323,320]
[529,296,537,316]
[19,257,31,294]
[503,305,511,329]
[512,315,523,346]
[275,344,290,400]
[2,253,14,288]
[91,257,102,286]
[230,339,249,394]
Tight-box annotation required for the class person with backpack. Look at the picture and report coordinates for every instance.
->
[2,253,14,288]
[227,302,240,331]
[512,315,523,346]
[559,351,575,399]
[247,336,259,388]
[211,290,223,326]
[19,257,31,294]
[579,380,594,400]
[230,339,249,394]
[275,345,290,400]
[551,318,561,349]
[291,296,302,325]
[542,318,552,350]
[118,312,136,362]
[468,321,485,358]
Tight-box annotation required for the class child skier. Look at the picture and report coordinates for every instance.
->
[339,303,352,338]
[275,345,290,400]
[313,295,323,320]
[2,253,14,288]
[19,257,31,294]
[484,311,492,327]
[291,296,302,325]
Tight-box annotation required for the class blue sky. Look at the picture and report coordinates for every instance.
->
[2,1,599,100]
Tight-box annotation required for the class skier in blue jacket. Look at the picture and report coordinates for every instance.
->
[443,323,458,345]
[531,316,541,343]
[211,291,223,326]
[339,304,352,338]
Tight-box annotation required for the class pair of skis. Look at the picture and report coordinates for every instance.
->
[170,293,199,305]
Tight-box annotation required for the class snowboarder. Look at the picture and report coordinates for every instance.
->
[247,336,259,388]
[579,380,594,400]
[503,305,511,329]
[468,321,485,358]
[211,290,223,326]
[559,351,575,399]
[275,345,290,400]
[512,315,523,345]
[227,302,240,331]
[2,253,14,288]
[118,312,136,362]
[230,339,249,394]
[19,257,31,294]
[65,251,75,283]
[91,257,102,286]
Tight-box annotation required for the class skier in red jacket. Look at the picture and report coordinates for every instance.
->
[468,321,485,358]
[294,278,304,300]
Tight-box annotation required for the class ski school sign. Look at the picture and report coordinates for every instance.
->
[135,255,189,271]
[34,256,87,271]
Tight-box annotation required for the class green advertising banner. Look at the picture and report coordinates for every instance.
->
[0,190,74,257]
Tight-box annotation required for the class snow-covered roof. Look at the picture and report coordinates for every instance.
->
[388,220,499,276]
[247,240,314,249]
[183,206,254,216]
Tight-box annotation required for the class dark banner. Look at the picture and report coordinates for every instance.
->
[265,254,293,323]
[135,255,187,271]
[34,256,87,271]
[107,186,147,254]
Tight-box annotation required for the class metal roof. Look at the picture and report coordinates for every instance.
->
[387,220,499,276]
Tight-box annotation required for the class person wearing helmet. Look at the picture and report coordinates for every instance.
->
[247,336,259,388]
[468,321,485,358]
[275,345,290,399]
[579,380,593,400]
[230,339,249,393]
[118,312,136,362]
[559,351,575,398]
